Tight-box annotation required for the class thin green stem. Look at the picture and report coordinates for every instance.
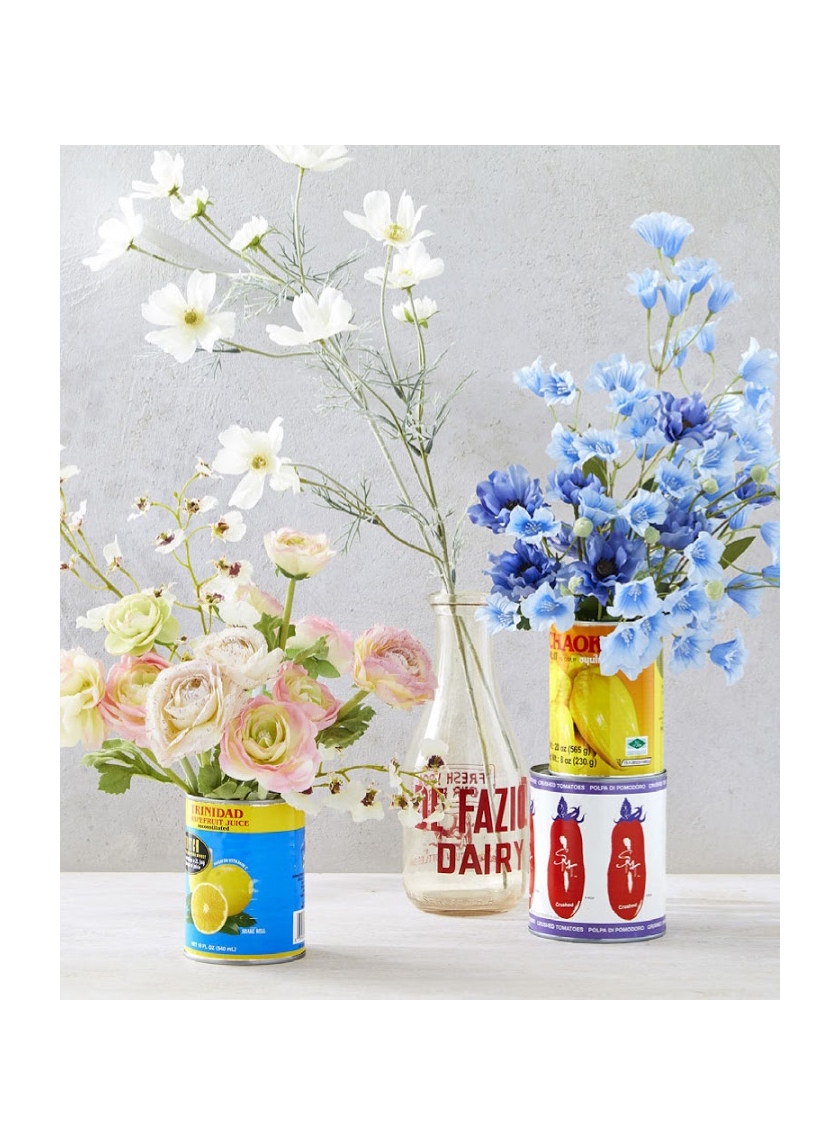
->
[279,579,297,650]
[293,167,307,288]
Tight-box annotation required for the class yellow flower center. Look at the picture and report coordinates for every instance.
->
[251,454,269,470]
[385,223,410,242]
[183,309,200,326]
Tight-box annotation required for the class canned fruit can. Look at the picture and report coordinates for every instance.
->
[184,797,305,965]
[528,765,666,942]
[549,622,663,776]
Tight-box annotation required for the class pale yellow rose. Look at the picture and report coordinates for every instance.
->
[263,529,335,579]
[78,590,180,656]
[60,648,107,749]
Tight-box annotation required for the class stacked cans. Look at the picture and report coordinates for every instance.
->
[528,623,667,942]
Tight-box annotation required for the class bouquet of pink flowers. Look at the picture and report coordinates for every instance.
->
[59,418,438,823]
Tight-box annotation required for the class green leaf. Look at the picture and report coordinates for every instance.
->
[299,657,341,680]
[94,764,136,795]
[317,704,376,751]
[582,457,609,487]
[575,595,602,622]
[221,911,256,935]
[209,779,240,798]
[721,536,754,569]
[254,612,286,652]
[197,757,223,795]
[185,893,194,926]
[641,477,658,492]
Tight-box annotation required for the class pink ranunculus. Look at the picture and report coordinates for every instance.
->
[220,696,320,794]
[284,616,354,675]
[271,661,342,732]
[100,652,171,747]
[352,626,437,710]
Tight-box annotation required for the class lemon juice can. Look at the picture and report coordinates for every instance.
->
[185,796,305,965]
[549,621,663,777]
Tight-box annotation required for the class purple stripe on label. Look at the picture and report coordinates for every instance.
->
[529,769,667,796]
[529,913,666,940]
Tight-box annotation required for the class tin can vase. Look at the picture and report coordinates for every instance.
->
[528,765,667,942]
[184,796,305,965]
[401,593,528,916]
[549,621,663,777]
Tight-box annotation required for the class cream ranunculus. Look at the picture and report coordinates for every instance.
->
[100,652,171,748]
[145,658,244,766]
[353,626,437,710]
[263,529,335,579]
[77,589,180,656]
[193,627,284,691]
[60,648,107,749]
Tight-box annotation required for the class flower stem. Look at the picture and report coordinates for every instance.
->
[279,579,296,650]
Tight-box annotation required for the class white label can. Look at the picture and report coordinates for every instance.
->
[528,765,667,942]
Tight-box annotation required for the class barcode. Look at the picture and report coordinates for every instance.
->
[293,909,305,945]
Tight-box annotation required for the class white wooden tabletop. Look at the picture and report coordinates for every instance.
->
[60,872,778,1000]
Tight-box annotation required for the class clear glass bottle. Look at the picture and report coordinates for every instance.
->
[401,593,528,915]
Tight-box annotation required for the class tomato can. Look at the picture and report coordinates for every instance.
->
[549,621,663,776]
[528,765,666,942]
[184,796,305,965]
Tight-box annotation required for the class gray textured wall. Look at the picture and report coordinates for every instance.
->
[60,144,779,873]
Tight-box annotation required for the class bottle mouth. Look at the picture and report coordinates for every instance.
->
[428,591,488,609]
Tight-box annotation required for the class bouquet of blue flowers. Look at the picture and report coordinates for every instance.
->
[468,211,779,684]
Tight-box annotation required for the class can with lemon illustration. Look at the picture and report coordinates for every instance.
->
[185,796,305,964]
[549,622,663,777]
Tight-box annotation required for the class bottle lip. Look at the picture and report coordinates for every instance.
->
[428,591,488,609]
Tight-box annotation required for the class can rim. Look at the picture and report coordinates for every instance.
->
[185,794,295,809]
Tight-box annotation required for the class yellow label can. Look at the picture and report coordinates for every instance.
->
[549,622,663,776]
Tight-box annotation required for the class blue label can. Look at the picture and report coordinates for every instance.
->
[184,796,305,964]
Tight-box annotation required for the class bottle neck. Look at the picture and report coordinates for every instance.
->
[430,594,494,690]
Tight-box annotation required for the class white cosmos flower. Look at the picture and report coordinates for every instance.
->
[266,286,357,347]
[212,417,300,509]
[183,495,218,517]
[230,215,270,252]
[132,150,184,199]
[128,495,150,520]
[392,296,439,325]
[103,537,123,570]
[283,788,326,817]
[83,198,143,271]
[263,144,350,172]
[60,445,80,484]
[365,242,444,291]
[142,270,236,363]
[344,190,432,248]
[155,529,186,554]
[171,186,209,221]
[67,500,87,532]
[217,598,261,626]
[211,511,246,543]
[325,778,385,822]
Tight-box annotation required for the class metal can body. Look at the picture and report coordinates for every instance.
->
[184,797,305,965]
[528,765,666,942]
[549,622,663,776]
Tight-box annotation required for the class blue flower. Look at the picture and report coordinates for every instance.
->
[586,353,648,397]
[542,366,577,406]
[626,269,662,309]
[619,489,668,536]
[739,338,779,386]
[569,527,646,606]
[520,582,576,632]
[619,403,667,454]
[485,540,556,602]
[657,505,709,550]
[631,212,694,259]
[760,521,780,565]
[671,630,714,673]
[707,276,739,314]
[546,424,584,468]
[578,428,621,465]
[475,593,520,635]
[685,531,725,583]
[710,630,747,684]
[667,326,697,369]
[725,572,764,617]
[607,577,660,619]
[665,584,711,629]
[545,466,600,506]
[513,357,546,397]
[599,618,661,680]
[674,257,720,294]
[697,321,718,354]
[577,485,617,527]
[656,459,695,500]
[660,278,693,317]
[743,381,775,421]
[506,505,561,541]
[656,391,716,446]
[467,464,546,533]
[696,431,741,481]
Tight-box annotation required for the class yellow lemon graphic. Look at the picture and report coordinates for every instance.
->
[205,864,253,916]
[189,861,213,892]
[191,883,228,934]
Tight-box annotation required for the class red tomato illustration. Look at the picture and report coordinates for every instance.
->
[608,798,647,920]
[548,797,585,918]
[528,800,535,903]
